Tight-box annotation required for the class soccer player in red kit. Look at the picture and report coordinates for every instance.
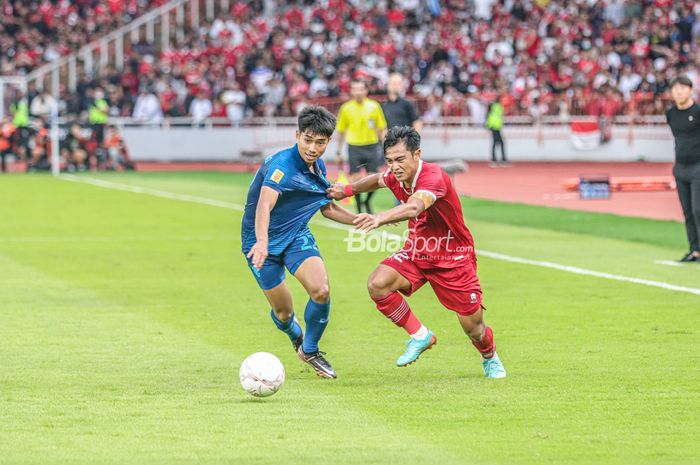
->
[327,126,506,378]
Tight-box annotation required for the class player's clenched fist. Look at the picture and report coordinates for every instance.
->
[326,183,348,200]
[353,213,381,232]
[246,240,268,269]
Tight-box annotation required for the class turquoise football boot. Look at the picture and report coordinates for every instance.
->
[396,331,436,367]
[482,353,506,379]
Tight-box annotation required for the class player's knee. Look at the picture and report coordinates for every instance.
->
[367,273,391,298]
[309,284,330,304]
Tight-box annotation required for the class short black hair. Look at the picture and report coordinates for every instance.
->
[350,79,367,88]
[670,76,693,88]
[298,106,336,138]
[384,126,421,153]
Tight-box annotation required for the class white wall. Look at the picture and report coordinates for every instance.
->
[122,125,675,163]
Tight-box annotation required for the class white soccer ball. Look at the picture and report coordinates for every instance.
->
[239,352,285,397]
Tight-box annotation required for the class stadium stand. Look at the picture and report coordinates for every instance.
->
[3,0,699,122]
[0,0,698,170]
[0,1,164,75]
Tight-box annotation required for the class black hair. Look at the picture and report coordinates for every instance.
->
[298,105,336,138]
[670,76,693,88]
[384,126,421,153]
[350,79,367,88]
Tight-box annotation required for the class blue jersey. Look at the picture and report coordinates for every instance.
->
[241,145,332,255]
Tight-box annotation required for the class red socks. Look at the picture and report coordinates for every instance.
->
[372,291,422,335]
[471,325,495,358]
[374,291,495,357]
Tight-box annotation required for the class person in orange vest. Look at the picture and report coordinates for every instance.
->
[104,125,135,171]
[0,116,16,173]
[28,118,50,172]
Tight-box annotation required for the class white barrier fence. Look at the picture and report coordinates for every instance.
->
[117,118,674,163]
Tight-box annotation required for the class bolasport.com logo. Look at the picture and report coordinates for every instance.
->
[344,229,473,261]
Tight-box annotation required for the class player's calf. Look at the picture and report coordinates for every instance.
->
[457,311,506,378]
[270,310,304,352]
[372,291,423,334]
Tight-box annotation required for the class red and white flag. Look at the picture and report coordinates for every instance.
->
[570,120,600,151]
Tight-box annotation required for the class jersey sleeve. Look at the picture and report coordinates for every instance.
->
[375,103,387,130]
[336,104,348,133]
[262,158,293,194]
[415,167,447,201]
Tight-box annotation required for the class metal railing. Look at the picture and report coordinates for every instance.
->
[97,115,670,129]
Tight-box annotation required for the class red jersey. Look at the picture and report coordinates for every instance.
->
[383,161,476,269]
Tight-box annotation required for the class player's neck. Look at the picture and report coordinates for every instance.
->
[677,99,694,110]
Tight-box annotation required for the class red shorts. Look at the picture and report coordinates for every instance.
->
[381,253,483,316]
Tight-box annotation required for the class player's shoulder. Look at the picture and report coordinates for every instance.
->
[338,100,354,113]
[382,167,398,186]
[415,161,449,189]
[265,146,296,167]
[419,161,448,179]
[262,147,300,180]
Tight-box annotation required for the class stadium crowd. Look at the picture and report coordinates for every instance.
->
[0,0,167,75]
[2,1,700,170]
[5,1,700,121]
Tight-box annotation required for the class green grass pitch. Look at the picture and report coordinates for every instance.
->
[1,172,698,464]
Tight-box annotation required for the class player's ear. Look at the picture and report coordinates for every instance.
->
[295,130,300,141]
[413,148,421,160]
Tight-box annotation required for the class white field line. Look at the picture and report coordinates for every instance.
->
[61,175,700,297]
[654,260,684,267]
[0,236,236,243]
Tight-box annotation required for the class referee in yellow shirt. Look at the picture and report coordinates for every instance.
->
[335,80,387,213]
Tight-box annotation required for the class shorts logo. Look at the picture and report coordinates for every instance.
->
[470,292,478,304]
[690,116,694,122]
[270,169,285,183]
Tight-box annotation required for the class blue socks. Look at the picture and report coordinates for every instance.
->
[270,310,302,341]
[270,299,330,353]
[302,298,330,354]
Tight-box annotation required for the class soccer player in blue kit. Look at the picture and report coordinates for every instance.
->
[242,106,356,379]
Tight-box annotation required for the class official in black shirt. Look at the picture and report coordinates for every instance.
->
[381,74,423,206]
[381,73,423,132]
[666,76,700,262]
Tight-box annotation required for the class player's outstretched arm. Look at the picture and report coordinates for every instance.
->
[326,173,385,200]
[354,193,434,232]
[320,202,357,225]
[247,186,279,269]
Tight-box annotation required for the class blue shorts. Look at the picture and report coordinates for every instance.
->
[244,228,321,290]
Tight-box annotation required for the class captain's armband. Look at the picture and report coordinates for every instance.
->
[411,190,437,209]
